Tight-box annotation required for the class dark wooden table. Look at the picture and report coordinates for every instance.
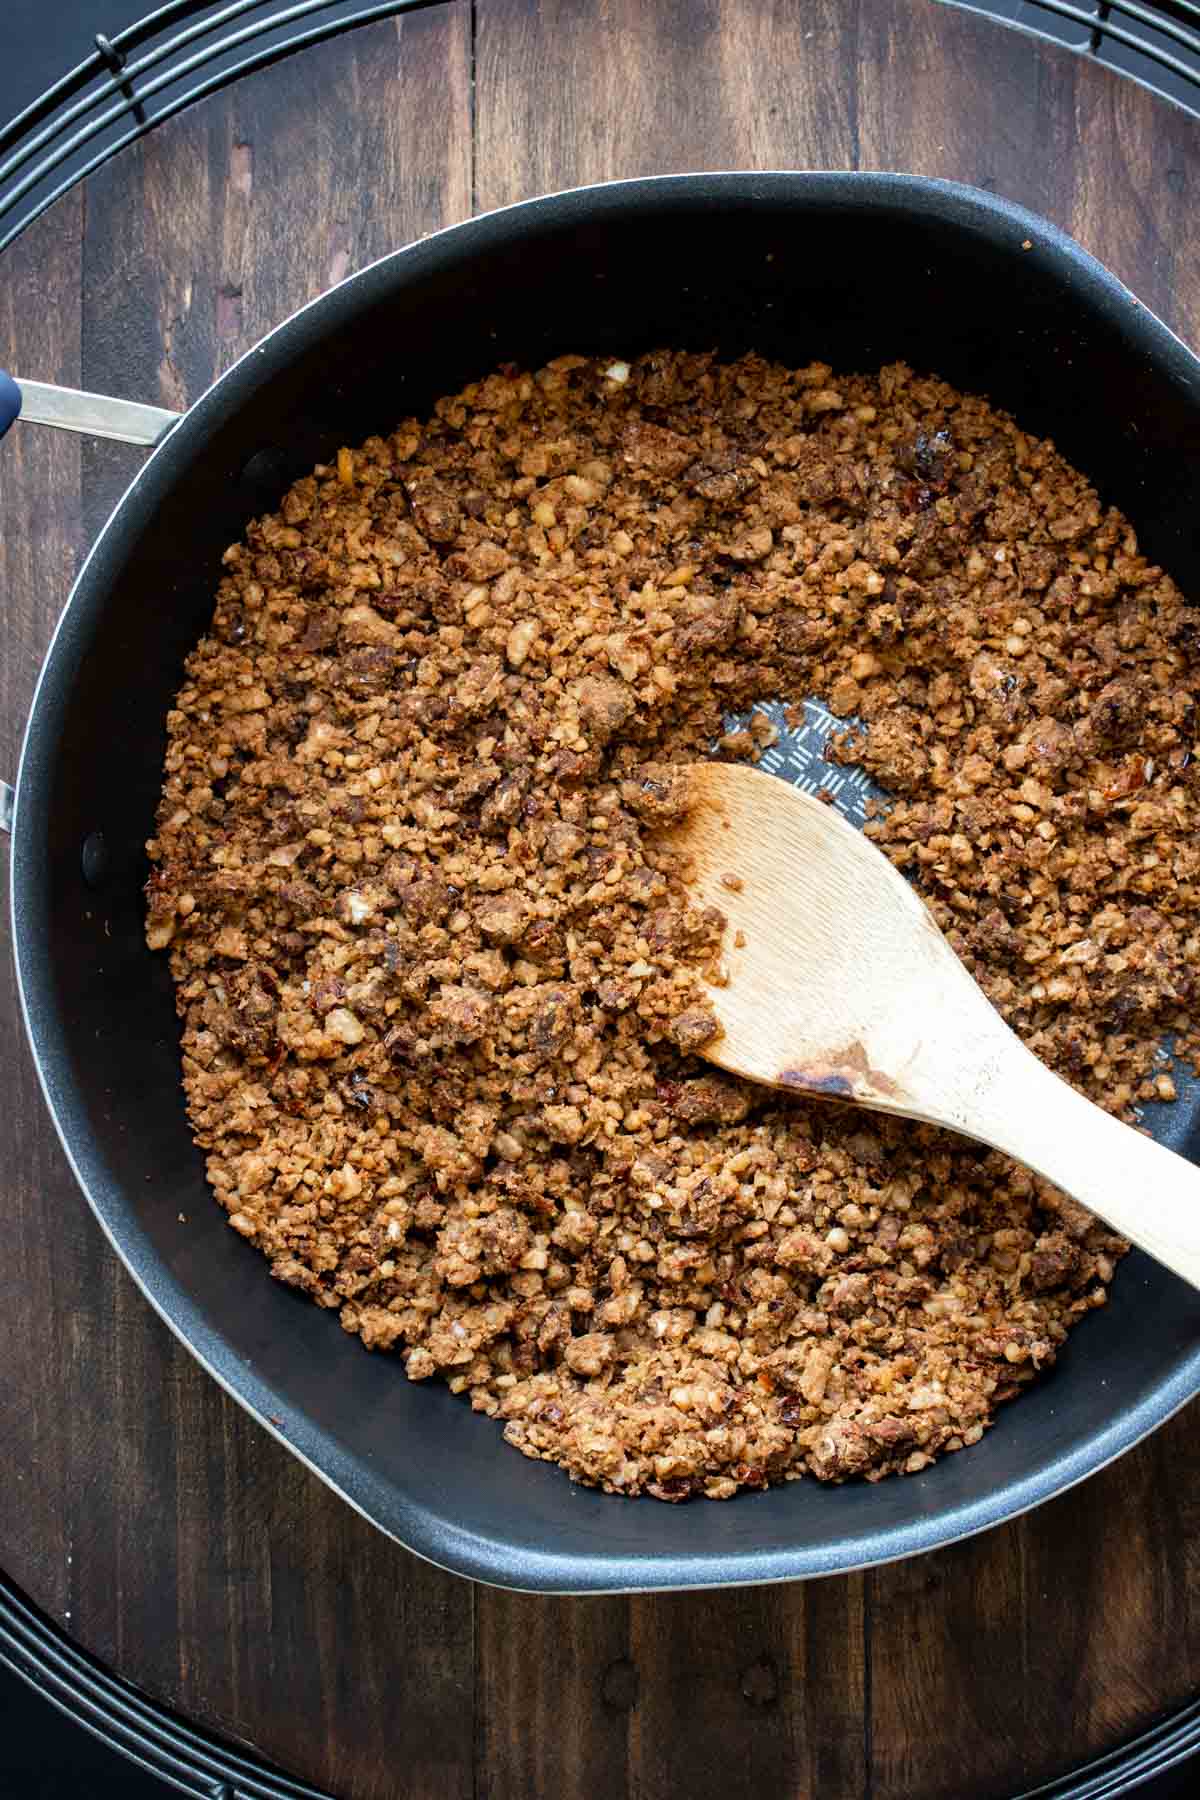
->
[2,4,1199,1796]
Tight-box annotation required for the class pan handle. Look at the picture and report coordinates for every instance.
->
[0,371,180,447]
[0,375,183,835]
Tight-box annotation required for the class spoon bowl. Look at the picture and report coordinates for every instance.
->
[671,761,1200,1293]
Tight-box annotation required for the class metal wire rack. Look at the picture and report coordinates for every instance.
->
[0,1568,323,1800]
[0,0,1196,256]
[947,0,1200,104]
[0,0,443,255]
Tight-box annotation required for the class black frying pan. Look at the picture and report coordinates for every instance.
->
[4,172,1200,1592]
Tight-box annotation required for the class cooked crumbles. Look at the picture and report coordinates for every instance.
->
[146,350,1200,1500]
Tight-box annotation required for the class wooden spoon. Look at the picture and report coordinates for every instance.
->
[670,760,1200,1292]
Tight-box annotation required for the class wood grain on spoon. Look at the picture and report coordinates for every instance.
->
[671,761,1200,1294]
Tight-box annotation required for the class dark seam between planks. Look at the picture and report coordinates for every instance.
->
[863,1568,874,1800]
[468,0,478,218]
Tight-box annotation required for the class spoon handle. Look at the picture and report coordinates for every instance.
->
[959,1034,1200,1292]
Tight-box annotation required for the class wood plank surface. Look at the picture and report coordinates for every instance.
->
[0,188,84,1637]
[476,1593,631,1799]
[0,2,1198,1796]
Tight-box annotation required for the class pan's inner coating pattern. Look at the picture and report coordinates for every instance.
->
[145,351,1200,1501]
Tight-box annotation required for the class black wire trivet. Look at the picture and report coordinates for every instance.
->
[0,0,446,256]
[949,0,1200,106]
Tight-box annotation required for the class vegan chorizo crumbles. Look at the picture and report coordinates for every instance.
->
[146,350,1200,1500]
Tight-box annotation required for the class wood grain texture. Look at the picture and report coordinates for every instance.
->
[476,1580,867,1800]
[1021,1421,1197,1769]
[868,1530,1033,1800]
[628,1580,867,1800]
[0,189,84,1635]
[1,1,1199,1796]
[476,1594,632,1799]
[474,0,858,206]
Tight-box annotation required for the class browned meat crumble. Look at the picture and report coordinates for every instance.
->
[146,350,1200,1500]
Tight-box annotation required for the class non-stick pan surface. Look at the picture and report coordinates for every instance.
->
[9,173,1200,1591]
